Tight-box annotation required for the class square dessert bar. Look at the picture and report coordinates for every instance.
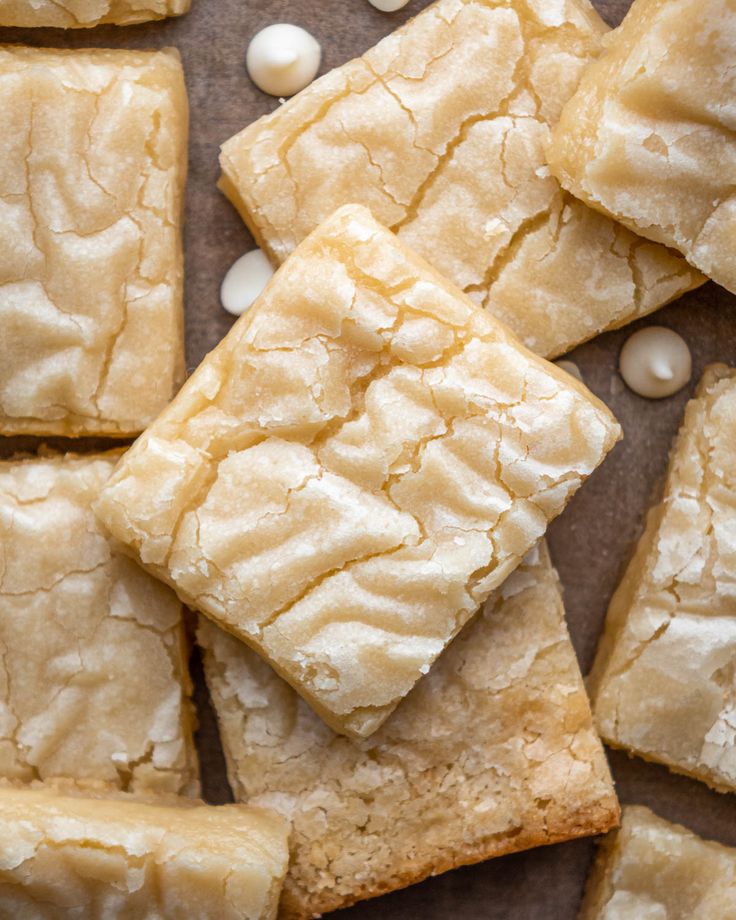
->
[96,204,622,739]
[0,452,199,796]
[589,366,736,792]
[0,0,189,27]
[199,543,620,919]
[548,0,736,295]
[219,0,702,360]
[0,787,289,920]
[580,806,736,919]
[0,47,187,436]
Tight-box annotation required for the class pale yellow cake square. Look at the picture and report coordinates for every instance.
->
[0,452,199,796]
[0,787,289,920]
[199,543,619,919]
[548,0,736,295]
[580,806,736,919]
[0,47,187,436]
[96,204,621,739]
[219,0,702,359]
[589,366,736,792]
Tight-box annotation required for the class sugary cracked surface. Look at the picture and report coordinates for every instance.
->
[0,47,187,436]
[96,205,621,739]
[548,0,736,295]
[0,0,189,27]
[0,786,290,920]
[580,806,736,919]
[589,366,736,793]
[199,543,619,920]
[219,0,702,360]
[0,452,199,796]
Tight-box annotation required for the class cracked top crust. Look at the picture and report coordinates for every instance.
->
[96,204,621,739]
[219,0,702,360]
[0,0,189,27]
[0,46,187,436]
[0,451,199,797]
[0,786,289,920]
[199,543,619,920]
[580,806,736,920]
[589,365,736,793]
[548,0,736,295]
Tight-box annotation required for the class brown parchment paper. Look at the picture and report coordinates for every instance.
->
[1,1,736,917]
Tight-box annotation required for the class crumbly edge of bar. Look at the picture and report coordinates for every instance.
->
[278,806,621,920]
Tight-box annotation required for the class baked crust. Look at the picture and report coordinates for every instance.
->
[589,366,736,792]
[0,451,199,796]
[199,542,619,920]
[579,806,736,919]
[219,0,702,360]
[548,0,736,295]
[0,0,189,27]
[0,786,289,920]
[96,204,621,739]
[0,46,187,436]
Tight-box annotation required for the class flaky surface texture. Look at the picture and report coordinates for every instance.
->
[219,0,702,360]
[199,543,619,920]
[548,0,736,295]
[589,366,736,793]
[0,452,199,797]
[0,46,187,436]
[0,0,189,27]
[0,786,289,920]
[96,204,621,739]
[579,806,736,919]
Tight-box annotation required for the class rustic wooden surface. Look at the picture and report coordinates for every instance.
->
[1,1,735,917]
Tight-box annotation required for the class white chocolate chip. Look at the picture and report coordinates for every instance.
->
[619,326,692,399]
[246,24,321,97]
[555,360,583,382]
[368,0,410,10]
[220,249,274,316]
